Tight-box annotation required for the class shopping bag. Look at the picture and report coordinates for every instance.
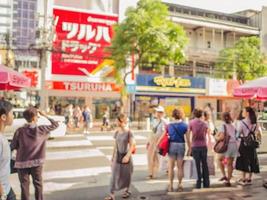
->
[159,155,168,172]
[207,155,215,176]
[183,158,197,179]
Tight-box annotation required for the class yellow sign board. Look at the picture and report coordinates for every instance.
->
[153,76,191,88]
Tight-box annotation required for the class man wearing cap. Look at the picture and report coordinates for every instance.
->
[147,106,168,179]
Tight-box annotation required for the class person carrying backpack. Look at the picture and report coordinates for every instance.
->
[236,107,262,185]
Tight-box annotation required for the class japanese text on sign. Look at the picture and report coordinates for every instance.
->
[52,8,118,76]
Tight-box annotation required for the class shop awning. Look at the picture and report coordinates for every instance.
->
[0,64,31,91]
[233,77,267,100]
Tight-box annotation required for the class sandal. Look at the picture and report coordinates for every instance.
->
[122,191,131,199]
[263,182,267,189]
[246,179,252,185]
[177,184,183,192]
[237,179,247,186]
[146,175,153,180]
[219,176,227,182]
[167,186,174,192]
[225,182,231,187]
[104,195,114,200]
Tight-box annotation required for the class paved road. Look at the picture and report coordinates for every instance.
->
[9,131,267,200]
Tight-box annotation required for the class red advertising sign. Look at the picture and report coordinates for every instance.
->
[52,8,118,76]
[22,70,39,88]
[46,81,121,92]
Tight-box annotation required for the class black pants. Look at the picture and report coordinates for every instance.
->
[17,166,43,200]
[192,147,210,188]
[0,188,16,200]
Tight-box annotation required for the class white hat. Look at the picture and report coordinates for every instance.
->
[155,106,165,113]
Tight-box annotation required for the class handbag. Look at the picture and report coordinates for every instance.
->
[214,124,230,154]
[10,159,17,174]
[241,121,259,148]
[116,151,128,164]
[115,131,133,164]
[158,130,169,156]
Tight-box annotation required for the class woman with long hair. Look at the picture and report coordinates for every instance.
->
[215,112,239,187]
[105,113,136,200]
[236,107,262,185]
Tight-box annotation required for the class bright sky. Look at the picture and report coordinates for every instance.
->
[164,0,267,13]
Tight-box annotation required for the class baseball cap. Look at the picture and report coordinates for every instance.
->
[155,106,165,113]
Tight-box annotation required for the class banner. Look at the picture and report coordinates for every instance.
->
[52,8,118,76]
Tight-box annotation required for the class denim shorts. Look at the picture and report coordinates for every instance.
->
[224,142,239,158]
[168,142,185,160]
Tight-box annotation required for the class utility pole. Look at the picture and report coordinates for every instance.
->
[39,0,48,111]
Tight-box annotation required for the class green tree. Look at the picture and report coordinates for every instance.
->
[106,0,188,107]
[216,36,267,83]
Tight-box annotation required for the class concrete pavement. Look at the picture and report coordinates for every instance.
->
[9,130,267,200]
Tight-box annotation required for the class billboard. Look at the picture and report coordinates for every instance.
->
[52,8,118,76]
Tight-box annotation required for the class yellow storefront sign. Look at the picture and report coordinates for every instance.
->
[153,76,191,88]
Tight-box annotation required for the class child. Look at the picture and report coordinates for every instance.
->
[0,99,16,200]
[11,107,59,200]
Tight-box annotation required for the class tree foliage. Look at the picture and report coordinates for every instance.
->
[216,36,267,82]
[106,0,188,85]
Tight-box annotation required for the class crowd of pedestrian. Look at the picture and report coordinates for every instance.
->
[63,104,93,133]
[104,103,263,199]
[0,97,264,200]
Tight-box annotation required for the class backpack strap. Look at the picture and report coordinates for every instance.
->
[241,120,256,135]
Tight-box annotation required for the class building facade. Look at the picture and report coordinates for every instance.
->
[0,0,13,39]
[38,0,122,119]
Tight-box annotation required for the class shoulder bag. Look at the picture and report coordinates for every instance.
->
[214,124,230,154]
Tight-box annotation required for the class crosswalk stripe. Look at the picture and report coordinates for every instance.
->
[97,144,146,150]
[46,149,104,160]
[44,167,111,180]
[86,135,147,141]
[47,140,93,148]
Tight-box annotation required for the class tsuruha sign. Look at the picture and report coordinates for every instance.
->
[52,8,118,76]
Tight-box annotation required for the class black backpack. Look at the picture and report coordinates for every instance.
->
[241,121,259,148]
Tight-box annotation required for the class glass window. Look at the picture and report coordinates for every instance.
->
[23,10,28,18]
[17,9,22,16]
[23,19,28,27]
[22,29,28,36]
[29,12,35,19]
[23,2,28,9]
[29,2,36,10]
[29,20,35,28]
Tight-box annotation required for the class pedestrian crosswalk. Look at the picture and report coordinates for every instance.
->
[9,131,267,199]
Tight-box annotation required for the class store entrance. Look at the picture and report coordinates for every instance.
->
[93,98,121,120]
[48,96,86,115]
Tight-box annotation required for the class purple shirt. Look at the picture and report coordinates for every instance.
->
[11,118,59,169]
[189,118,208,147]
